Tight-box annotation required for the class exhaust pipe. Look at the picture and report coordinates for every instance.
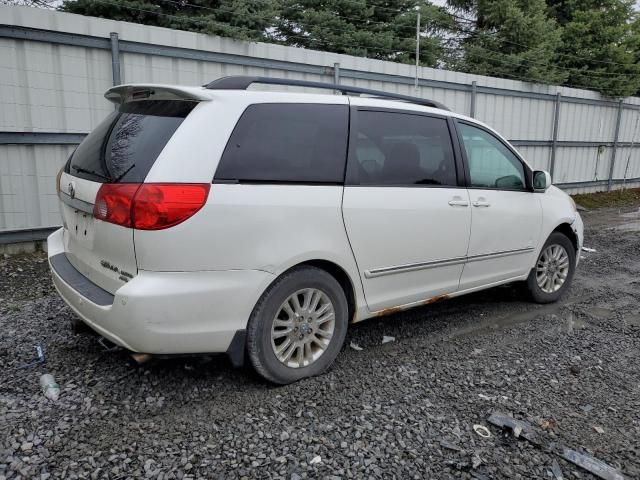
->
[130,352,153,364]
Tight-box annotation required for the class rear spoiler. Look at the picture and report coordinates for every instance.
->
[105,84,212,104]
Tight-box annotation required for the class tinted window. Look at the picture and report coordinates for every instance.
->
[349,111,457,186]
[215,104,349,183]
[67,101,195,183]
[459,123,526,190]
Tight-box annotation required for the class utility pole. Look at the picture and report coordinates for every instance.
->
[415,11,420,91]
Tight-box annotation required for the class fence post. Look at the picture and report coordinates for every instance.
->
[470,80,477,118]
[607,99,623,191]
[110,32,121,86]
[333,62,340,85]
[549,92,561,177]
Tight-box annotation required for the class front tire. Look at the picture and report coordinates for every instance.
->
[246,266,348,384]
[527,232,576,304]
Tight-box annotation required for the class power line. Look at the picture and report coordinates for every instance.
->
[154,0,451,35]
[153,0,640,75]
[452,44,640,78]
[286,1,640,68]
[247,0,640,71]
[463,68,630,92]
[445,10,639,67]
[437,39,640,80]
[85,0,640,88]
[124,0,640,71]
[88,0,416,55]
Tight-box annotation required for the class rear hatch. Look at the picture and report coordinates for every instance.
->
[58,94,199,294]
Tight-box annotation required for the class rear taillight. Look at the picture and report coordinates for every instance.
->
[133,184,210,230]
[93,184,140,228]
[93,183,210,230]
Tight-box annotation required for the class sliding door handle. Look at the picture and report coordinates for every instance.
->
[472,200,491,207]
[448,199,469,207]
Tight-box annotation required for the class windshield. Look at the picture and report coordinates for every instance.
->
[66,100,196,183]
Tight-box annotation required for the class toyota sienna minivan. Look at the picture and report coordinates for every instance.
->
[49,76,583,384]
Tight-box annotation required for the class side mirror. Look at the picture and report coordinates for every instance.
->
[533,170,552,192]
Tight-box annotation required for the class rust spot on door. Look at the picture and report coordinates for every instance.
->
[423,294,450,305]
[375,306,404,317]
[374,294,451,318]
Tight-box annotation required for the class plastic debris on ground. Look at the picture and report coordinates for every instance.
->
[40,373,60,401]
[560,448,624,480]
[439,440,462,452]
[381,335,395,344]
[18,344,46,369]
[473,424,491,438]
[551,459,564,480]
[349,342,363,351]
[487,412,625,480]
[582,246,597,253]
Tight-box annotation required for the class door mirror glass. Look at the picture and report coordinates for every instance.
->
[533,170,552,191]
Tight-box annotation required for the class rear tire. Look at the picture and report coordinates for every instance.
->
[246,266,348,384]
[526,232,576,304]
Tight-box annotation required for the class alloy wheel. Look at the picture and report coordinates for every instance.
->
[270,288,336,368]
[536,244,570,294]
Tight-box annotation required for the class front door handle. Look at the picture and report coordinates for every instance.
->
[472,200,491,207]
[448,196,469,207]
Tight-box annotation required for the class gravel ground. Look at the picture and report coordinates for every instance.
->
[1,205,639,480]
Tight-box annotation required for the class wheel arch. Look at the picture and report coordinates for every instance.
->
[244,259,359,382]
[551,222,579,252]
[291,259,358,324]
[529,221,579,272]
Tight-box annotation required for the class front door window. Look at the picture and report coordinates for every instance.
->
[459,123,526,190]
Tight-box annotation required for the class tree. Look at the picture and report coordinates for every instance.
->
[60,0,282,42]
[547,0,640,97]
[45,0,640,97]
[60,0,454,67]
[447,0,567,85]
[1,0,57,7]
[60,0,455,68]
[275,0,454,67]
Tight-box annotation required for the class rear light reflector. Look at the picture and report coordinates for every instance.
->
[93,183,210,230]
[93,184,140,228]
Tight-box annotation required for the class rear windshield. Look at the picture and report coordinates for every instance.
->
[65,100,196,183]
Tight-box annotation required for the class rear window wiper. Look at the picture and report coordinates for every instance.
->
[71,165,110,181]
[113,164,136,183]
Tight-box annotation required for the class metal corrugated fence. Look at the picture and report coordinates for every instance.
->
[1,5,640,242]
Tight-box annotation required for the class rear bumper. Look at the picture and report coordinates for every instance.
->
[47,228,274,357]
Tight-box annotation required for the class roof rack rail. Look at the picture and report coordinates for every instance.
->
[204,76,449,111]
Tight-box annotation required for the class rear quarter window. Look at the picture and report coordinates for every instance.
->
[66,100,196,183]
[214,104,349,183]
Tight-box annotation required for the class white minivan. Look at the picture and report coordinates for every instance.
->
[49,76,583,384]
